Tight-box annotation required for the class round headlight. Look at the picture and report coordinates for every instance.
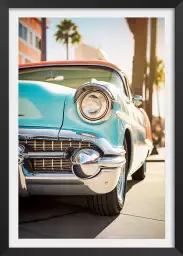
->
[77,91,112,122]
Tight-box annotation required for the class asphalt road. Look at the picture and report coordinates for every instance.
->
[19,162,165,239]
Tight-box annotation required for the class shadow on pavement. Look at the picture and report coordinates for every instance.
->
[19,179,140,238]
[126,179,142,193]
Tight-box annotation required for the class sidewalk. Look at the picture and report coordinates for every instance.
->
[147,147,165,162]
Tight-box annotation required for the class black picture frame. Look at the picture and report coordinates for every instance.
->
[0,0,181,254]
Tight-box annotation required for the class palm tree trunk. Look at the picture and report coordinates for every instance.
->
[156,85,162,146]
[146,18,157,125]
[156,86,161,124]
[41,18,46,61]
[66,42,69,60]
[146,18,158,154]
[126,18,148,96]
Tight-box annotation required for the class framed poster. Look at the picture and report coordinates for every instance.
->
[0,0,181,254]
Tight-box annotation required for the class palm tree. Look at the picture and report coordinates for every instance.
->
[126,18,148,96]
[146,58,165,124]
[146,18,157,125]
[145,58,165,151]
[55,19,81,60]
[154,58,165,124]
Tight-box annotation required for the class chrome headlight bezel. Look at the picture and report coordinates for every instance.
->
[76,90,112,123]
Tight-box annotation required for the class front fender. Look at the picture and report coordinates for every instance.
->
[61,93,126,148]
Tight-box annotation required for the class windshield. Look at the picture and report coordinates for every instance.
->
[19,65,124,91]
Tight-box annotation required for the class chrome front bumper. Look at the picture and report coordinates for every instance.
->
[19,154,126,196]
[19,128,126,196]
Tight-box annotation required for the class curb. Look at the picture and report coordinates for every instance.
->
[146,159,165,162]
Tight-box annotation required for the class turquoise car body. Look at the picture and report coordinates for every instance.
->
[18,61,152,197]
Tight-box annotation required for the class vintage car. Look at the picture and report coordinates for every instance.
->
[18,60,153,216]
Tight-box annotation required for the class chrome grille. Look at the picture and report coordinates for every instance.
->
[19,139,101,173]
[19,139,98,152]
[26,158,72,172]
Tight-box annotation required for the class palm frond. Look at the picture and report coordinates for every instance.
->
[54,19,82,45]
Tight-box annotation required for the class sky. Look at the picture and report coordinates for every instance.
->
[46,18,165,117]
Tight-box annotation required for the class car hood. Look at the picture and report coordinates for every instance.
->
[19,80,75,130]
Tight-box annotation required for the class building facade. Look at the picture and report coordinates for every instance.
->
[75,43,109,61]
[19,18,42,64]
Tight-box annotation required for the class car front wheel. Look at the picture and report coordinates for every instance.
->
[87,139,128,216]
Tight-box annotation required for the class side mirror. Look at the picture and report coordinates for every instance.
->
[133,95,143,108]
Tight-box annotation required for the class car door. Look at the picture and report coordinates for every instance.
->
[122,75,147,173]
